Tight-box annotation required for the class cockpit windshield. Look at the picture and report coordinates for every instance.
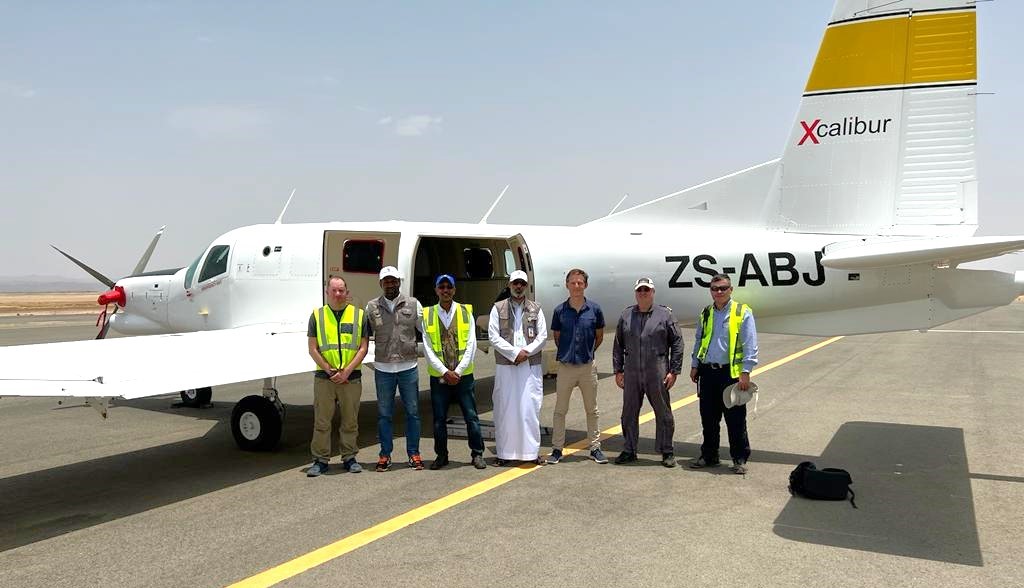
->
[184,244,231,289]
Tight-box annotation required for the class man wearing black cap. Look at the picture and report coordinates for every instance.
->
[612,277,684,467]
[422,274,486,470]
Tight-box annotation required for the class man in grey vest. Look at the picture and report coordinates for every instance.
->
[366,266,425,472]
[612,277,684,467]
[487,270,548,466]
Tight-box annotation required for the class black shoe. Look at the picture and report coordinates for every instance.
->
[662,453,677,468]
[545,449,563,464]
[429,455,449,470]
[614,451,637,465]
[689,456,721,469]
[471,455,487,469]
[495,458,510,467]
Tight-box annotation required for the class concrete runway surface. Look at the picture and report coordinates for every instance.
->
[1,305,1022,587]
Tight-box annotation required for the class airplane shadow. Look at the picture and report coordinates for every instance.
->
[771,421,983,567]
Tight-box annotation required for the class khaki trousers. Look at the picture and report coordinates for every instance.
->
[551,361,601,451]
[311,377,362,462]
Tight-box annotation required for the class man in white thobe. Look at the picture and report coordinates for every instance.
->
[487,270,548,465]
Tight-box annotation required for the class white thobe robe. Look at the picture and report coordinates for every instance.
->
[488,301,548,460]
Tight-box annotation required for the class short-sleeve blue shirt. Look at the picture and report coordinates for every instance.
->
[551,298,605,364]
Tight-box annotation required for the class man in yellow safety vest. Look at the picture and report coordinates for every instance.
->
[306,275,370,477]
[689,273,759,475]
[421,274,486,470]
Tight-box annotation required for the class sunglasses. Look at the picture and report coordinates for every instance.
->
[710,285,732,292]
[636,287,652,293]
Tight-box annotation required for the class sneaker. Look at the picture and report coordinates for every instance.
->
[689,456,721,469]
[409,454,425,470]
[732,460,747,475]
[662,453,677,468]
[342,458,362,473]
[545,449,563,464]
[494,458,510,467]
[429,455,449,470]
[614,451,637,465]
[471,455,487,469]
[375,455,392,472]
[590,448,609,464]
[306,460,328,477]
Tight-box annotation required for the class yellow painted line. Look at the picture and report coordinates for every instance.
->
[229,335,844,587]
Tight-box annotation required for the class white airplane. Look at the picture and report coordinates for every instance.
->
[3,0,1022,452]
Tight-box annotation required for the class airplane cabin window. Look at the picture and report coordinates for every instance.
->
[463,248,494,279]
[503,249,515,276]
[343,239,385,274]
[184,254,203,289]
[198,245,230,282]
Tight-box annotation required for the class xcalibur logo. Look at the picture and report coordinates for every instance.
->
[798,116,893,145]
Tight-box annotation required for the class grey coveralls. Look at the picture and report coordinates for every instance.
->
[612,304,684,455]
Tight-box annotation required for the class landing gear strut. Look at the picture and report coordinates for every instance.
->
[231,378,285,451]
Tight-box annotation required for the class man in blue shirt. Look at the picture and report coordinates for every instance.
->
[546,269,608,464]
[689,273,758,474]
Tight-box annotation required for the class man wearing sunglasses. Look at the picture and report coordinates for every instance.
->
[612,277,684,467]
[421,274,486,470]
[689,273,759,474]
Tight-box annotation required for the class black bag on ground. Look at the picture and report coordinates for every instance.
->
[788,461,857,508]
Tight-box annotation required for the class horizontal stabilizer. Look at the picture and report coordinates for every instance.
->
[821,236,1024,270]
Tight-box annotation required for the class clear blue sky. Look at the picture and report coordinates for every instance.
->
[1,1,1021,280]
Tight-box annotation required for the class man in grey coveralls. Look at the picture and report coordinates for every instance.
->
[612,277,684,467]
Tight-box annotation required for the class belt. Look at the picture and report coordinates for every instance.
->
[701,362,729,370]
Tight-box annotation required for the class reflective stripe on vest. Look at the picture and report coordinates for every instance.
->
[422,302,474,377]
[314,304,364,370]
[696,300,749,378]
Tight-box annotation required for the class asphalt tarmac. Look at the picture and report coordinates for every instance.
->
[1,305,1022,587]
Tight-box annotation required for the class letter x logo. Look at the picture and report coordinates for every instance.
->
[798,119,820,145]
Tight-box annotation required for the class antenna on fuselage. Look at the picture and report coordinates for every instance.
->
[275,189,296,224]
[607,193,628,217]
[479,184,510,224]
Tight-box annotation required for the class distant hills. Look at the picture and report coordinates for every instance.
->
[0,275,99,293]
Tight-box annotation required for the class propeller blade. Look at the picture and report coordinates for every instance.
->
[50,245,115,288]
[132,225,166,276]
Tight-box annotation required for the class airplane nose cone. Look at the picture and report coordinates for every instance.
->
[98,285,126,307]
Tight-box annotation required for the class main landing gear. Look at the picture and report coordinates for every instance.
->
[230,378,286,451]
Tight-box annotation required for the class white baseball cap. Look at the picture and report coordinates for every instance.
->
[379,266,402,280]
[633,277,656,291]
[508,270,529,284]
[723,381,758,408]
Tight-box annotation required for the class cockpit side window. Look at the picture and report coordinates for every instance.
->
[198,245,231,282]
[184,254,203,289]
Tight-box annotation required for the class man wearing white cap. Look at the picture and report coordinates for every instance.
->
[487,270,548,465]
[366,266,426,472]
[612,277,683,467]
[689,273,758,474]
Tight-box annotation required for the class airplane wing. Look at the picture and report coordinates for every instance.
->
[0,324,375,400]
[821,236,1024,270]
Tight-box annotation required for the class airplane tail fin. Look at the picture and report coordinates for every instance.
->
[770,0,978,237]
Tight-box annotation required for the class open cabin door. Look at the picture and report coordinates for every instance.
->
[322,230,401,308]
[507,233,535,298]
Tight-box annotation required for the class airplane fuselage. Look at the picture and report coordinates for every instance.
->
[105,221,1024,338]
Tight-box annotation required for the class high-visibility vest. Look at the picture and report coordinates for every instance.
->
[422,303,475,377]
[313,304,364,370]
[696,299,750,378]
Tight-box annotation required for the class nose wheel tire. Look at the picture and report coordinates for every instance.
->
[179,387,212,407]
[231,395,283,451]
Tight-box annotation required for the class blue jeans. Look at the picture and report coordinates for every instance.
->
[430,374,484,457]
[374,366,421,457]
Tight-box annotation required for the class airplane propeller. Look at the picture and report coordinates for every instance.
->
[51,226,165,339]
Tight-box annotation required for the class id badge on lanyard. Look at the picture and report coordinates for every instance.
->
[514,330,526,347]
